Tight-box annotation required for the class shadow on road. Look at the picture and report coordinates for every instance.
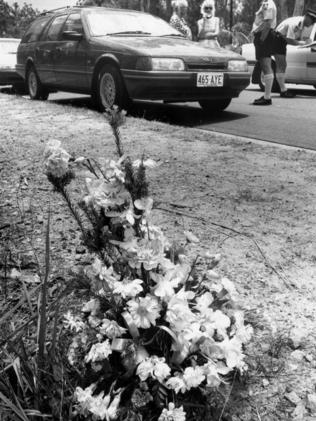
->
[247,85,316,97]
[49,95,248,127]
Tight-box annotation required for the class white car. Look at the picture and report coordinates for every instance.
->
[241,21,316,91]
[0,38,26,93]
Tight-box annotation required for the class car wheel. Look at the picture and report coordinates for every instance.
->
[258,63,280,93]
[27,66,49,100]
[199,98,232,113]
[95,64,128,110]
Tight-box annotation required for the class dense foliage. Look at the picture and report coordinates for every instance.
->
[0,0,38,37]
[1,0,310,40]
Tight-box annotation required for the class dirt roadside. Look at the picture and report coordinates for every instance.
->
[1,92,316,420]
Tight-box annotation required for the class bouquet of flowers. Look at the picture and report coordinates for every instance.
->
[44,109,252,421]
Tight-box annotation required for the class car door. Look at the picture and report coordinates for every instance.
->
[285,44,308,83]
[37,14,68,85]
[53,13,89,91]
[306,24,316,83]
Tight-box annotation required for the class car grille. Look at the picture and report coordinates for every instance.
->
[187,62,227,71]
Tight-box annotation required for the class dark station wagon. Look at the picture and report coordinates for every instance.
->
[16,6,250,112]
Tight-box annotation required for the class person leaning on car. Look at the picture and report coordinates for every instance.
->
[251,0,278,105]
[271,8,316,96]
[169,0,192,40]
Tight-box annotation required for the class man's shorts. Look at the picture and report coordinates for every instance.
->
[272,31,287,55]
[254,30,275,60]
[254,30,287,59]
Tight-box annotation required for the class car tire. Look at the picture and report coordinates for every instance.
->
[199,98,232,113]
[258,62,280,93]
[26,66,49,100]
[95,64,129,110]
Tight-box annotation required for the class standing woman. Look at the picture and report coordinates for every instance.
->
[197,0,220,47]
[169,0,192,40]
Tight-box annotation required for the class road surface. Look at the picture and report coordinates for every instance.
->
[23,83,316,150]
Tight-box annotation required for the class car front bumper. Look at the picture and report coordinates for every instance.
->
[122,70,250,101]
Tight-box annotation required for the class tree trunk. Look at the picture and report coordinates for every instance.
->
[279,0,289,20]
[293,0,305,16]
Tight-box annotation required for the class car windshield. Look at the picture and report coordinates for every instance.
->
[85,10,182,37]
[0,40,19,54]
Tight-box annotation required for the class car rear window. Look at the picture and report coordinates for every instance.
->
[21,16,51,43]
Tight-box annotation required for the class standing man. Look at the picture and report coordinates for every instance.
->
[252,0,277,105]
[273,8,316,96]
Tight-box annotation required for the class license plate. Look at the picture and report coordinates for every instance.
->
[197,72,224,87]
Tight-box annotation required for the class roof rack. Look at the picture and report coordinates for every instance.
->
[39,6,79,16]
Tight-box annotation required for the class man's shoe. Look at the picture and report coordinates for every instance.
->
[280,90,295,98]
[253,96,272,105]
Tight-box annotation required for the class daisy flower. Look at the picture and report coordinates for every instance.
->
[183,366,205,389]
[85,340,112,363]
[127,295,161,329]
[113,278,143,299]
[158,403,186,421]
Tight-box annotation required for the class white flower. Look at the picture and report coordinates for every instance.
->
[202,361,230,388]
[129,238,166,271]
[210,310,231,338]
[166,289,196,332]
[233,311,253,343]
[137,356,171,383]
[89,389,122,420]
[134,197,154,218]
[127,295,161,329]
[64,311,85,332]
[195,292,214,313]
[165,374,187,394]
[158,403,186,421]
[221,277,239,300]
[84,178,130,212]
[183,366,205,389]
[219,337,246,370]
[154,358,171,383]
[44,140,71,178]
[85,340,112,363]
[152,264,190,302]
[99,319,127,339]
[82,298,100,316]
[113,278,143,299]
[74,384,96,416]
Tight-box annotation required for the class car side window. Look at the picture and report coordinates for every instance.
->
[21,16,51,43]
[64,13,83,34]
[46,15,68,41]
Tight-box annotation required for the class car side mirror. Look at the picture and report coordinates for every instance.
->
[62,31,83,41]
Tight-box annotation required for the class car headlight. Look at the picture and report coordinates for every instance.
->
[227,60,248,72]
[151,58,185,71]
[135,57,185,71]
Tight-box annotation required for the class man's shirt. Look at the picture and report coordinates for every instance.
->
[252,0,277,33]
[276,16,313,41]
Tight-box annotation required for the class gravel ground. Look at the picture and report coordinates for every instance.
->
[1,92,316,420]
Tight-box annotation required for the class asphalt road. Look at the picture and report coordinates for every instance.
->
[20,83,316,151]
